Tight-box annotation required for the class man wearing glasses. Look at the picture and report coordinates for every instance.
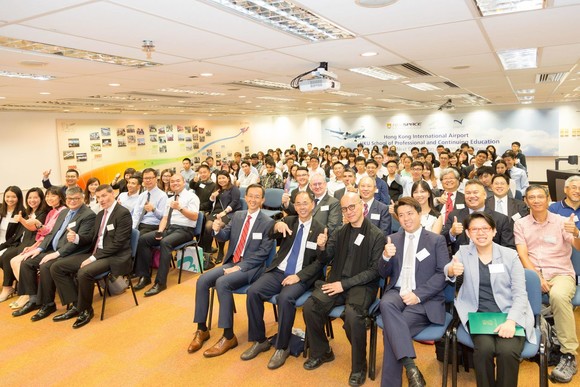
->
[14,186,96,320]
[302,192,384,386]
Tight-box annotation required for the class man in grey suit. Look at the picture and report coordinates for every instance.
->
[486,174,529,222]
[14,186,96,320]
[242,191,326,369]
[359,176,391,237]
[380,197,448,387]
[188,184,275,358]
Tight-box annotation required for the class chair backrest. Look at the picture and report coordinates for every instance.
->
[130,228,140,258]
[264,188,284,208]
[193,211,204,237]
[524,268,542,316]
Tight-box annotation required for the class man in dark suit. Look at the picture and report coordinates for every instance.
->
[486,174,529,222]
[359,176,391,237]
[188,184,275,358]
[442,179,515,254]
[14,186,95,320]
[302,192,384,386]
[333,168,357,202]
[379,197,448,387]
[50,184,133,328]
[435,168,465,223]
[242,191,326,369]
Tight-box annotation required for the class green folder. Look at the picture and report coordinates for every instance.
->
[468,312,525,337]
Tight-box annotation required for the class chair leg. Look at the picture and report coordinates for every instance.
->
[127,275,139,306]
[101,278,109,321]
[369,322,377,381]
[208,287,215,330]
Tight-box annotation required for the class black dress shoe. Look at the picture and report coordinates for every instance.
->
[348,369,367,386]
[31,303,57,322]
[73,309,94,329]
[53,306,80,322]
[303,348,335,370]
[12,301,40,317]
[406,366,426,387]
[134,276,151,291]
[144,283,166,297]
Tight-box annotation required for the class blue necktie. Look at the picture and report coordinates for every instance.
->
[52,210,75,251]
[284,224,304,276]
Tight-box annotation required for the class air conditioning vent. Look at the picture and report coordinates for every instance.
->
[536,72,568,83]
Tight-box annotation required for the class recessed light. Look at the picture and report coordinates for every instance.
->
[108,83,120,87]
[361,52,378,57]
[200,73,213,77]
[39,92,51,95]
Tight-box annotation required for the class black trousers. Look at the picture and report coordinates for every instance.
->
[246,269,310,349]
[134,225,194,286]
[472,333,525,387]
[303,284,373,373]
[19,252,60,305]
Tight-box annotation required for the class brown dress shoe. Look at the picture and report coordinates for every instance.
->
[188,330,210,354]
[203,335,238,358]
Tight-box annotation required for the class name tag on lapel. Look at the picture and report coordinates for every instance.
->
[106,224,115,231]
[489,264,505,274]
[416,248,430,261]
[370,213,380,220]
[68,221,77,228]
[456,204,465,209]
[252,233,262,240]
[306,241,317,250]
[354,234,365,246]
[320,205,329,211]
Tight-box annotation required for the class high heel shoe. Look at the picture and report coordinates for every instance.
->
[0,288,15,302]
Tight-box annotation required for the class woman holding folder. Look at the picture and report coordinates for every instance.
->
[445,211,535,387]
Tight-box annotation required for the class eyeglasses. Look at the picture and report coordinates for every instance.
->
[340,203,358,213]
[468,226,492,234]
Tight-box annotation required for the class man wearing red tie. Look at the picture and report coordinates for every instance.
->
[188,184,275,358]
[50,184,133,328]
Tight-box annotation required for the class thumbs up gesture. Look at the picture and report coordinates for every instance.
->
[66,227,78,243]
[563,213,579,236]
[449,256,464,277]
[450,216,464,236]
[317,228,328,249]
[384,236,396,258]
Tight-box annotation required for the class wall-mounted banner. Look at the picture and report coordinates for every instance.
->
[321,108,558,156]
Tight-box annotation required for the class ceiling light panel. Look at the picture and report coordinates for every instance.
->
[0,36,160,68]
[203,0,355,42]
[474,0,545,16]
[497,48,537,70]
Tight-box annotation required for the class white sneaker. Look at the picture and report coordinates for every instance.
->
[551,354,577,383]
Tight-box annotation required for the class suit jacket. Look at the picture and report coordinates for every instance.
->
[215,209,275,272]
[365,200,391,237]
[78,204,133,276]
[441,206,515,254]
[267,216,325,287]
[485,196,529,221]
[39,204,96,257]
[449,243,535,344]
[379,228,448,325]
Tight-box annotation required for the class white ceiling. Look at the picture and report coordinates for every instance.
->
[0,0,578,116]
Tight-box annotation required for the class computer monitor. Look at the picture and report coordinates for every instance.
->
[546,169,580,202]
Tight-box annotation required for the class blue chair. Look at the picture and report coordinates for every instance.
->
[261,188,284,218]
[368,283,455,383]
[207,243,277,329]
[171,212,204,282]
[451,269,548,387]
[95,228,140,320]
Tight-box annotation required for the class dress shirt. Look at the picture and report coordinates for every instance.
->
[277,218,312,272]
[164,189,200,228]
[132,186,168,228]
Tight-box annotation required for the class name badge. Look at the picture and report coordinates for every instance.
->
[320,205,329,212]
[371,213,380,220]
[544,235,557,244]
[252,233,262,240]
[511,213,522,221]
[416,248,430,262]
[354,234,365,246]
[68,221,77,228]
[456,204,465,209]
[199,183,206,189]
[106,224,115,231]
[306,241,317,250]
[489,264,505,274]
